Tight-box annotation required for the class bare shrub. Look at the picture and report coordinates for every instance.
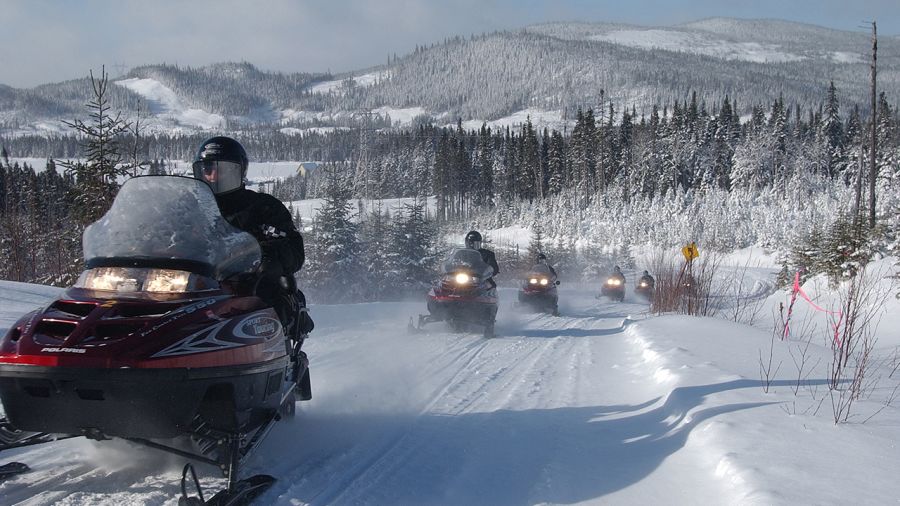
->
[759,322,783,393]
[650,252,719,317]
[787,317,822,398]
[828,265,891,423]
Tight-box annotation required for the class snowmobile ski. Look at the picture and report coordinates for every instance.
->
[0,461,30,481]
[0,418,78,453]
[180,463,275,506]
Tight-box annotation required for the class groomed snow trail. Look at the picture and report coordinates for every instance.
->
[1,286,744,505]
[259,290,741,505]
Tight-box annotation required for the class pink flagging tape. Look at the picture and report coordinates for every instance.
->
[784,272,844,346]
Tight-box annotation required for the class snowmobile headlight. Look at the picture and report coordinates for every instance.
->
[77,267,139,292]
[640,282,648,287]
[144,269,191,293]
[540,278,549,285]
[607,278,621,286]
[530,278,538,284]
[454,272,471,284]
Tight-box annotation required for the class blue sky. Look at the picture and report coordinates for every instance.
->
[2,0,898,88]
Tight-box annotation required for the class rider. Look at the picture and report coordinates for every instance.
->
[535,253,558,278]
[465,230,499,286]
[611,265,625,283]
[192,136,313,339]
[638,270,655,288]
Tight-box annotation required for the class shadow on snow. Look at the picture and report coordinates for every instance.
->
[262,378,823,505]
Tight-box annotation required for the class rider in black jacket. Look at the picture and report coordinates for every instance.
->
[535,253,558,278]
[465,231,499,287]
[192,136,311,337]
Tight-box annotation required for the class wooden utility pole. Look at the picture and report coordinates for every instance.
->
[868,21,877,229]
[854,142,864,224]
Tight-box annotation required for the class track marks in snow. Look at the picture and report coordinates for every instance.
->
[268,298,665,505]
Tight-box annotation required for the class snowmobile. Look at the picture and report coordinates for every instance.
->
[635,277,654,301]
[415,249,499,338]
[0,176,311,505]
[517,264,560,316]
[680,273,699,299]
[600,274,626,302]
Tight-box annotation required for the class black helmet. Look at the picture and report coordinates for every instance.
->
[643,270,649,276]
[536,253,547,263]
[465,230,483,249]
[192,136,248,195]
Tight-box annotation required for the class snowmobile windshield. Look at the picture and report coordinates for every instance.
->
[528,264,554,278]
[441,249,493,279]
[82,176,261,280]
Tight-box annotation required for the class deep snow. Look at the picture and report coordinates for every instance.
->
[0,261,898,505]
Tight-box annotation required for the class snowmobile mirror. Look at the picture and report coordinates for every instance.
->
[556,280,561,285]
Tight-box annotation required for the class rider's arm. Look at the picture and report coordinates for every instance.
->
[255,194,305,276]
[486,250,500,276]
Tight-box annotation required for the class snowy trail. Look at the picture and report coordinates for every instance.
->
[0,283,851,505]
[242,291,739,505]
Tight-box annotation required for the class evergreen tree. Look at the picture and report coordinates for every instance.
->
[820,81,845,177]
[304,166,362,302]
[547,130,566,195]
[360,203,394,299]
[472,123,495,208]
[57,67,135,225]
[520,117,541,201]
[389,199,438,293]
[527,221,545,262]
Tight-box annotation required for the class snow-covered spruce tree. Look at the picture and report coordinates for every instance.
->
[819,81,845,178]
[303,166,363,303]
[388,199,438,296]
[57,67,135,226]
[546,130,566,195]
[519,117,541,201]
[472,123,494,209]
[789,215,875,285]
[875,93,897,201]
[526,221,544,266]
[359,203,395,300]
[433,131,452,222]
[411,141,432,200]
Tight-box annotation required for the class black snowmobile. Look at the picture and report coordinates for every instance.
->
[518,264,560,315]
[600,272,626,302]
[415,249,499,338]
[0,176,312,505]
[635,275,655,301]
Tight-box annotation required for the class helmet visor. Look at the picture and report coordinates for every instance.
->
[193,160,243,194]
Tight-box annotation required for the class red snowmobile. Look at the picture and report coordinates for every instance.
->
[518,264,560,316]
[416,249,498,338]
[0,176,311,505]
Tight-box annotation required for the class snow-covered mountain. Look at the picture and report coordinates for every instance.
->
[1,18,897,136]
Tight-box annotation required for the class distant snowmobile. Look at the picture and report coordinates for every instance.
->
[635,271,655,301]
[518,264,560,316]
[600,267,626,302]
[415,248,499,338]
[0,176,311,505]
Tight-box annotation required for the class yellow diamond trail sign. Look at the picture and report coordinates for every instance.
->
[682,242,699,262]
